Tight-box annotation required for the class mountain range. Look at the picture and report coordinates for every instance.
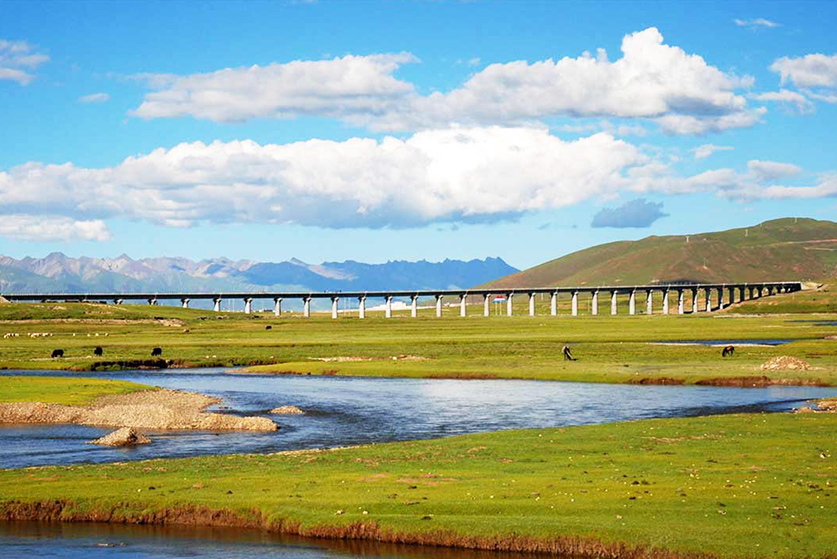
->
[0,253,519,294]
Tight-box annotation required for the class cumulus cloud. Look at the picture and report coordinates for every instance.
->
[0,127,655,229]
[131,53,418,122]
[734,18,780,29]
[129,28,759,135]
[0,39,49,85]
[693,144,733,160]
[771,53,837,88]
[0,215,110,242]
[352,27,760,134]
[78,92,110,104]
[590,198,668,228]
[753,89,814,113]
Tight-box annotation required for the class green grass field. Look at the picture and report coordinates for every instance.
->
[2,293,837,385]
[0,375,150,405]
[2,411,835,558]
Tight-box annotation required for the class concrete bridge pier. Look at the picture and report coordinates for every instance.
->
[748,287,755,299]
[507,294,514,317]
[645,290,652,315]
[739,286,746,302]
[244,298,253,314]
[181,298,190,309]
[677,290,685,314]
[550,292,558,316]
[274,298,282,317]
[331,297,339,319]
[460,294,468,317]
[436,295,444,318]
[592,291,599,315]
[528,293,536,317]
[662,289,670,314]
[691,289,698,313]
[728,287,736,305]
[717,288,724,309]
[411,295,418,318]
[303,297,311,318]
[572,291,579,316]
[704,288,712,312]
[483,294,490,317]
[385,296,393,318]
[213,298,221,312]
[628,290,636,315]
[610,290,618,315]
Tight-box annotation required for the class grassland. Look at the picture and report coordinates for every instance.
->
[2,291,837,385]
[487,217,837,288]
[2,411,836,558]
[0,375,150,406]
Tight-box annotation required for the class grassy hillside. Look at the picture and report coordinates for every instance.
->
[488,218,837,288]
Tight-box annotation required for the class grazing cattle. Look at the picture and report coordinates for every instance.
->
[151,347,163,357]
[562,345,577,361]
[265,325,272,330]
[94,346,103,356]
[51,349,64,358]
[722,345,735,358]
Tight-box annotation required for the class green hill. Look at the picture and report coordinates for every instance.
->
[488,218,837,288]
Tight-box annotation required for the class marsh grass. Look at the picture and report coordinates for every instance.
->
[2,412,836,558]
[1,300,837,385]
[0,375,149,405]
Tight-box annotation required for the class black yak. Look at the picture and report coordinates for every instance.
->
[51,349,64,358]
[94,346,103,356]
[151,347,163,357]
[722,345,735,357]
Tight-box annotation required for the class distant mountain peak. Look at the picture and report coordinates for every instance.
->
[0,253,519,294]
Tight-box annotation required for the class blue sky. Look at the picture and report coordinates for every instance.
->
[1,0,837,269]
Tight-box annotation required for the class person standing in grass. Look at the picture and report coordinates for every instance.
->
[562,345,576,361]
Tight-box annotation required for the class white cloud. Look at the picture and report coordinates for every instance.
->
[771,53,837,88]
[0,215,111,242]
[131,53,418,122]
[747,160,802,181]
[79,92,111,104]
[0,39,49,85]
[693,144,733,160]
[753,89,814,113]
[638,159,830,201]
[130,28,759,135]
[734,18,780,29]
[0,127,654,229]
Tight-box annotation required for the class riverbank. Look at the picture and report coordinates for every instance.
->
[2,302,837,386]
[2,411,836,558]
[0,376,276,431]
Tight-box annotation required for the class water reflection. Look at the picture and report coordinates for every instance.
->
[0,521,554,559]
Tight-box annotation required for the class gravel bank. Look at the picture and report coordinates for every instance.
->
[0,389,277,432]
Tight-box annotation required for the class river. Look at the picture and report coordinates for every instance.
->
[2,369,835,558]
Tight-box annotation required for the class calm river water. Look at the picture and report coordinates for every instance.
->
[2,369,836,559]
[2,368,835,469]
